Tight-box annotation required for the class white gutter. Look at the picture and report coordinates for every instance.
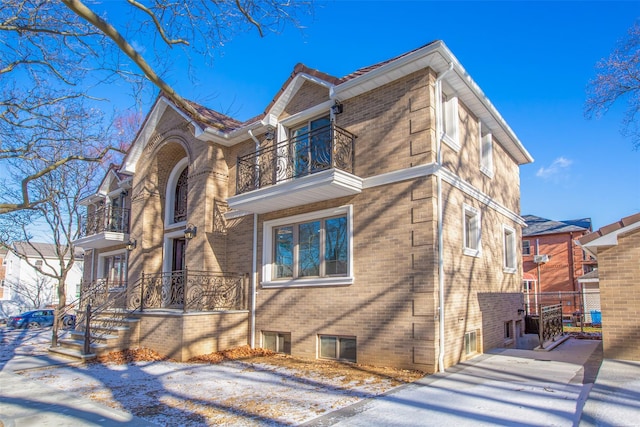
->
[435,62,453,373]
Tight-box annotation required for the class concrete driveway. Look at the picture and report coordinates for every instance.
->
[306,339,603,426]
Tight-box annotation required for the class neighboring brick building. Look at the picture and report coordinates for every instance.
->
[578,213,640,361]
[74,41,533,372]
[521,215,596,315]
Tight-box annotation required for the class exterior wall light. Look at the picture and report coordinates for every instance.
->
[331,101,343,115]
[184,224,197,240]
[125,239,137,251]
[264,127,275,141]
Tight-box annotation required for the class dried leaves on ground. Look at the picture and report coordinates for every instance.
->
[95,345,424,385]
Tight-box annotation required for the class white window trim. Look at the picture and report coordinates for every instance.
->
[96,249,127,279]
[480,122,494,178]
[162,228,186,273]
[463,204,481,257]
[442,93,460,151]
[262,205,354,288]
[503,224,517,274]
[164,157,189,227]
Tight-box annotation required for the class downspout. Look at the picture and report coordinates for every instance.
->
[247,129,261,348]
[435,62,453,373]
[251,213,258,348]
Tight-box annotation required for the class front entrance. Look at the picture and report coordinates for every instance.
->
[170,238,186,306]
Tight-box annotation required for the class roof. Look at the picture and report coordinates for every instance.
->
[577,212,640,257]
[523,272,537,281]
[121,40,533,174]
[12,242,84,260]
[522,215,592,237]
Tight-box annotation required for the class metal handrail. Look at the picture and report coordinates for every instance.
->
[129,270,247,312]
[236,123,356,194]
[79,206,130,237]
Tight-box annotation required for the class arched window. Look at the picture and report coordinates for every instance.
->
[173,167,188,223]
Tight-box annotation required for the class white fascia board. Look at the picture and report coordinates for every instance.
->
[199,73,334,146]
[581,221,640,250]
[267,73,334,117]
[121,98,169,174]
[334,41,533,165]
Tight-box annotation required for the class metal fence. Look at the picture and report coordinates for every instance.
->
[523,290,602,327]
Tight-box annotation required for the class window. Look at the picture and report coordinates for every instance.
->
[504,321,512,340]
[174,167,188,223]
[463,205,481,257]
[503,225,517,273]
[464,331,477,356]
[442,92,460,150]
[262,331,291,354]
[319,335,356,362]
[291,115,331,177]
[98,252,128,288]
[523,280,534,291]
[480,129,493,177]
[522,240,531,256]
[263,206,353,287]
[34,260,43,267]
[165,158,189,226]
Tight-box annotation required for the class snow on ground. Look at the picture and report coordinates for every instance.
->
[0,327,421,426]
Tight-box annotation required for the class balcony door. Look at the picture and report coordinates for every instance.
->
[292,116,331,177]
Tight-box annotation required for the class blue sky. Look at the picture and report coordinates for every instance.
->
[129,1,640,229]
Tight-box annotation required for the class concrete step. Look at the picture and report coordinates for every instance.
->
[48,345,97,361]
[69,330,120,342]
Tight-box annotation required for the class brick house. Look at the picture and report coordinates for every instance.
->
[73,41,533,372]
[521,215,597,316]
[578,213,640,361]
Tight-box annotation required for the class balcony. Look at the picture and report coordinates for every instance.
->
[229,123,362,213]
[74,206,130,249]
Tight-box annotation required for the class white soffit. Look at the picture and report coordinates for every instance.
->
[73,232,128,250]
[582,221,640,252]
[227,169,362,214]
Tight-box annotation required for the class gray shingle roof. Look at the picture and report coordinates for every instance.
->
[522,215,592,237]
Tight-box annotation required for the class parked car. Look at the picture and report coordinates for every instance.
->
[7,309,76,329]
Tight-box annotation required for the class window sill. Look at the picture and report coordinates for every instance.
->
[261,277,354,289]
[442,134,461,152]
[463,247,481,258]
[503,267,517,274]
[480,166,494,179]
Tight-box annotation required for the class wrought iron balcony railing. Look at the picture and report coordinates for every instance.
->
[236,123,356,194]
[79,206,130,237]
[128,270,247,312]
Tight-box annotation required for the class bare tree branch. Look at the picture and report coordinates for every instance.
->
[586,21,640,150]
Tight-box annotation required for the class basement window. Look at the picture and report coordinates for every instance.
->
[319,335,356,362]
[464,331,478,356]
[262,331,291,354]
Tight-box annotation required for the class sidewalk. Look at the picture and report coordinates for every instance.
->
[0,338,156,427]
[305,338,636,426]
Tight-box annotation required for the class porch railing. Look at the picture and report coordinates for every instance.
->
[129,270,247,312]
[79,206,130,237]
[539,304,564,349]
[236,123,356,194]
